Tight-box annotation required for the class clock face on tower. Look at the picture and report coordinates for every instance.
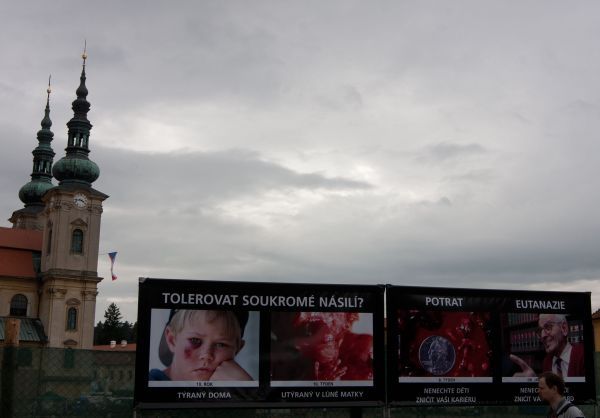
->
[73,193,88,209]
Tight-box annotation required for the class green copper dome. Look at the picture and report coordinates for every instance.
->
[52,156,99,184]
[53,55,100,187]
[19,81,55,207]
[19,181,54,206]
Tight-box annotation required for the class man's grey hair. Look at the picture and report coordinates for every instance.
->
[539,313,567,323]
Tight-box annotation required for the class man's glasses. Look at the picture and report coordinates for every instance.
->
[535,321,560,338]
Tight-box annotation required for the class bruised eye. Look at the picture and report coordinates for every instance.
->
[189,337,203,347]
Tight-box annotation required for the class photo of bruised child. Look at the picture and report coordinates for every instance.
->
[149,309,253,381]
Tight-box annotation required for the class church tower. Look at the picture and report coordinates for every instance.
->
[9,78,56,231]
[38,50,108,348]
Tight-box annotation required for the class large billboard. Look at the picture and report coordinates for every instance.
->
[386,286,595,406]
[134,278,385,408]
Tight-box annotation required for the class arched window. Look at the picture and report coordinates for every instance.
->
[67,308,77,330]
[71,229,84,254]
[46,228,52,253]
[10,294,28,316]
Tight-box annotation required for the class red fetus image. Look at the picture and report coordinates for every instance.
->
[271,311,373,381]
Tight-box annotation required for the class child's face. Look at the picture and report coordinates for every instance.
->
[166,315,240,381]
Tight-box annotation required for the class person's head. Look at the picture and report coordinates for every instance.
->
[537,314,568,356]
[538,371,565,403]
[163,310,247,381]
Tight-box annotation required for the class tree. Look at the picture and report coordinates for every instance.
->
[93,321,105,345]
[94,302,135,345]
[131,321,138,342]
[104,302,123,328]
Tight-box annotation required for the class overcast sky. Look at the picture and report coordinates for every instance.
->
[2,1,600,322]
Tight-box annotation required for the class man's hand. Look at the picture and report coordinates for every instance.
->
[210,360,252,381]
[510,354,536,377]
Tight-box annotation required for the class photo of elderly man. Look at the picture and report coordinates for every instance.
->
[510,313,584,378]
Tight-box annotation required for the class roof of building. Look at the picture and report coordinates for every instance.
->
[0,227,42,278]
[0,317,47,342]
[93,342,137,352]
[592,309,600,320]
[0,227,43,251]
[0,248,38,278]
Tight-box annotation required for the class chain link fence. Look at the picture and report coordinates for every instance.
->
[1,346,598,417]
[1,346,134,417]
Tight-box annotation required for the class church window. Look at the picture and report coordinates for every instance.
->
[67,307,78,330]
[10,294,28,316]
[32,251,41,274]
[47,228,52,253]
[71,229,84,253]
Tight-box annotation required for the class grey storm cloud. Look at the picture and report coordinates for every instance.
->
[422,142,487,162]
[3,1,600,320]
[92,147,371,208]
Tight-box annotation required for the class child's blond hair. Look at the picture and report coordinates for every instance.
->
[168,310,242,348]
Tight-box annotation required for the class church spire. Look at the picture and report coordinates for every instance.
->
[52,44,100,187]
[18,77,56,207]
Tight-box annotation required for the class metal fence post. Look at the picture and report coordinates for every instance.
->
[1,345,16,418]
[1,318,20,418]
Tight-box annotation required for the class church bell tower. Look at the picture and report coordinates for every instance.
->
[9,78,56,230]
[38,49,108,349]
